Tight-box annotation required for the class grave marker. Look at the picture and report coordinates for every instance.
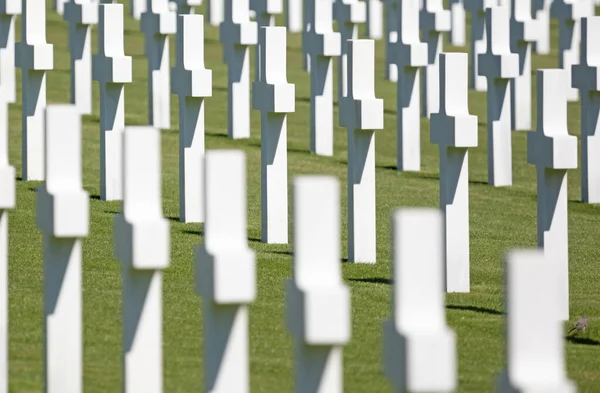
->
[335,0,366,126]
[478,5,518,186]
[174,0,201,13]
[383,208,457,392]
[286,175,350,393]
[465,0,495,92]
[171,14,212,223]
[129,0,145,20]
[0,0,20,104]
[497,250,576,392]
[572,16,600,203]
[220,0,257,139]
[36,105,89,393]
[93,3,132,201]
[532,0,552,54]
[420,0,450,118]
[450,0,465,46]
[384,0,398,82]
[431,53,477,293]
[285,0,302,32]
[16,0,53,181]
[527,68,577,321]
[251,0,282,83]
[252,26,294,244]
[342,39,384,263]
[301,0,314,71]
[207,0,224,25]
[366,0,383,38]
[308,0,340,156]
[53,0,67,15]
[551,0,593,102]
[509,0,539,131]
[0,93,15,393]
[64,0,98,115]
[195,150,256,393]
[394,0,427,172]
[141,0,176,130]
[114,126,170,393]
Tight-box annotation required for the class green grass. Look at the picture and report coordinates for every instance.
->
[6,1,600,392]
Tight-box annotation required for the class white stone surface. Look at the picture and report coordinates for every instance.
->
[509,0,539,131]
[533,0,553,54]
[16,0,53,181]
[335,0,365,126]
[527,69,577,322]
[366,0,383,38]
[286,175,350,393]
[207,0,223,25]
[0,0,20,104]
[308,0,340,156]
[551,0,594,102]
[195,150,256,393]
[93,3,132,201]
[384,0,398,82]
[301,0,314,71]
[251,0,281,83]
[497,249,577,393]
[54,0,68,15]
[465,0,495,92]
[286,0,302,32]
[430,53,477,293]
[0,93,15,393]
[420,0,450,118]
[253,26,294,244]
[572,16,600,203]
[341,39,383,263]
[141,0,176,130]
[450,0,465,46]
[172,14,212,223]
[130,0,145,20]
[220,0,257,139]
[478,5,518,186]
[64,0,97,116]
[36,105,89,393]
[384,208,457,392]
[114,126,170,393]
[394,0,427,171]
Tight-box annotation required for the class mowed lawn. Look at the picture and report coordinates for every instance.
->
[6,1,600,392]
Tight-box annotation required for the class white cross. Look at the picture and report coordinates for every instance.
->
[251,0,282,83]
[0,0,21,104]
[464,0,496,92]
[526,68,577,322]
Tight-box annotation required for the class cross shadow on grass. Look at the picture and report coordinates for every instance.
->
[446,304,504,315]
[566,336,600,346]
[348,277,392,285]
[376,167,489,186]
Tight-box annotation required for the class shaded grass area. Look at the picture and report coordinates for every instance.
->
[6,1,600,392]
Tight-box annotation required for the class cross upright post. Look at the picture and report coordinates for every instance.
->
[477,5,518,187]
[366,0,383,38]
[384,0,398,82]
[527,69,577,322]
[301,0,314,71]
[251,0,282,83]
[252,26,294,244]
[286,175,350,393]
[92,3,132,201]
[64,0,98,115]
[0,0,21,104]
[341,39,384,263]
[16,0,53,181]
[141,0,176,130]
[509,0,540,131]
[220,0,257,139]
[114,126,170,393]
[207,0,224,26]
[394,0,427,172]
[572,16,600,203]
[308,0,340,156]
[129,0,145,20]
[431,53,478,293]
[335,0,366,127]
[420,0,450,118]
[497,250,577,392]
[449,0,466,46]
[285,0,302,32]
[171,14,212,223]
[36,105,89,393]
[53,0,68,15]
[532,0,552,54]
[464,0,495,92]
[551,0,593,102]
[383,208,457,392]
